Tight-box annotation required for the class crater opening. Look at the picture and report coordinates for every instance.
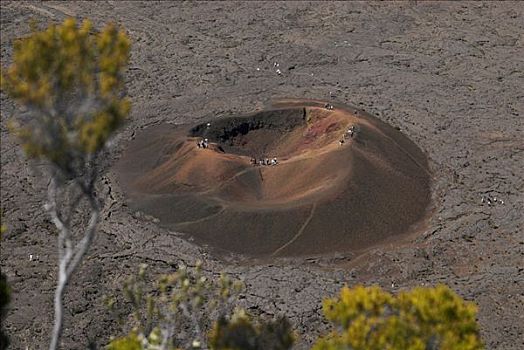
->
[189,107,348,161]
[190,108,307,158]
[115,99,432,259]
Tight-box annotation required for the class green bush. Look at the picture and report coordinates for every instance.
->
[209,310,294,350]
[107,263,294,350]
[313,284,484,350]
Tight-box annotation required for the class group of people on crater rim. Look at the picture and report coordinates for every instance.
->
[339,125,357,145]
[481,194,504,206]
[195,137,279,167]
[251,157,278,166]
[196,138,209,149]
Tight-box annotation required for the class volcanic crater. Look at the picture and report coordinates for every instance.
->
[115,99,432,258]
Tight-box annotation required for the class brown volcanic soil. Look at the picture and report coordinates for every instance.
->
[116,100,431,258]
[1,2,523,350]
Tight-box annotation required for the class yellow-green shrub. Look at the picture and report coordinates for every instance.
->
[313,284,484,350]
[1,18,130,171]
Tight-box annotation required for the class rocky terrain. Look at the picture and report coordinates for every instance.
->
[1,1,523,349]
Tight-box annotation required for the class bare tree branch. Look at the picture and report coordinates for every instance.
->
[47,177,101,350]
[65,198,99,278]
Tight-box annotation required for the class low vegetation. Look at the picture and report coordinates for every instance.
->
[313,285,483,350]
[107,264,483,350]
